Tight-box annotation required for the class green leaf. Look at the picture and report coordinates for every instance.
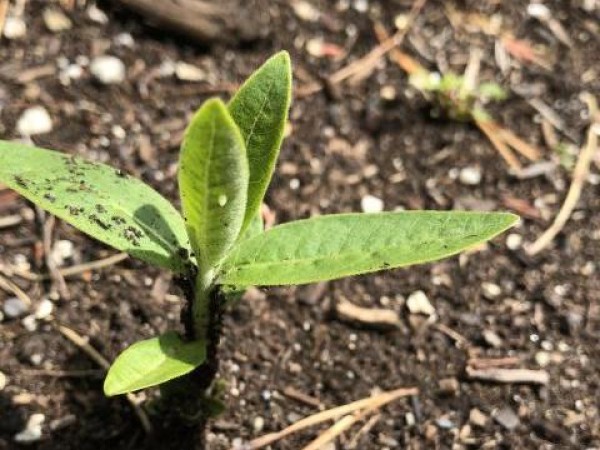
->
[104,332,206,396]
[219,212,518,286]
[240,212,263,242]
[228,51,292,233]
[179,98,249,271]
[0,140,191,272]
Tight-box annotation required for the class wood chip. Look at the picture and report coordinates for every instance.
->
[335,299,400,329]
[466,366,549,385]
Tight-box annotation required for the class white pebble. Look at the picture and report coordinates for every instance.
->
[90,56,126,84]
[50,240,74,266]
[0,371,7,390]
[175,62,206,82]
[14,413,45,443]
[35,299,54,320]
[30,354,43,366]
[291,1,320,22]
[482,282,502,299]
[506,233,523,250]
[114,32,135,48]
[17,106,53,136]
[3,17,27,39]
[43,8,72,32]
[22,315,38,332]
[535,351,551,367]
[527,3,551,19]
[253,416,265,433]
[406,290,435,316]
[87,4,109,24]
[3,297,29,318]
[459,166,482,185]
[361,194,384,213]
[483,329,503,348]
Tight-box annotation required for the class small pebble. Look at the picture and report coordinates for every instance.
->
[43,8,72,32]
[535,351,551,367]
[30,354,43,366]
[291,0,320,22]
[435,417,456,429]
[0,371,7,391]
[175,62,206,82]
[14,413,45,443]
[3,16,27,39]
[469,408,488,428]
[90,56,126,84]
[17,106,53,136]
[493,407,520,430]
[3,297,29,318]
[50,240,74,266]
[405,412,416,426]
[483,329,503,348]
[459,166,482,185]
[438,377,459,395]
[481,282,502,299]
[361,194,384,213]
[35,299,54,320]
[527,3,551,19]
[22,315,38,332]
[506,233,523,250]
[380,85,397,101]
[114,32,135,48]
[406,290,435,316]
[87,4,109,24]
[252,416,264,433]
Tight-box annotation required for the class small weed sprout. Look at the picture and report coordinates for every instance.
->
[0,52,517,406]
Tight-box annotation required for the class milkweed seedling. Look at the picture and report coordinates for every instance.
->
[0,52,517,403]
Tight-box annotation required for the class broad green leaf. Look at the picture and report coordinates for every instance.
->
[228,51,292,233]
[104,332,206,396]
[179,98,249,270]
[0,140,191,272]
[240,212,263,242]
[219,212,518,286]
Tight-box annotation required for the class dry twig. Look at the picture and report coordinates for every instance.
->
[335,299,400,329]
[57,325,153,433]
[0,214,22,228]
[42,215,70,300]
[0,0,9,37]
[10,252,128,282]
[245,387,418,450]
[527,93,599,255]
[0,273,32,306]
[466,366,549,385]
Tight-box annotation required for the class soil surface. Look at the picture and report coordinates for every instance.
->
[1,1,599,449]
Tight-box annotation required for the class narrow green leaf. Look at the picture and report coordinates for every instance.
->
[104,332,206,396]
[179,98,249,271]
[0,141,191,272]
[219,212,518,286]
[228,51,292,233]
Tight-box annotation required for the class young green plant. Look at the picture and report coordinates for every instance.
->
[0,51,518,400]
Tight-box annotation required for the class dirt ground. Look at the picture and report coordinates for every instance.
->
[0,1,599,449]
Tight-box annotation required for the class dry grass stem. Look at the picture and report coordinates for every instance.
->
[246,387,418,450]
[527,93,599,255]
[57,325,153,433]
[0,272,32,306]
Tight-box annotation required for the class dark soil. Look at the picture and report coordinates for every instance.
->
[1,1,599,449]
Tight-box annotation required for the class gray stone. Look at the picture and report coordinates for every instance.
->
[3,297,29,318]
